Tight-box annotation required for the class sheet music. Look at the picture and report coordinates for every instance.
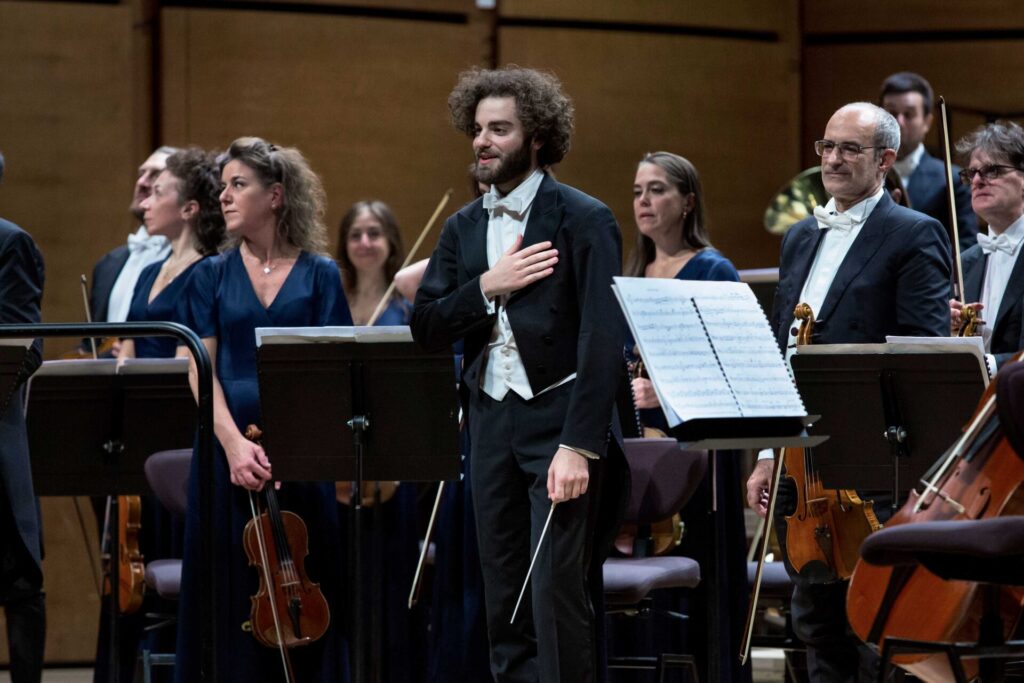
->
[614,279,738,427]
[694,287,805,417]
[0,338,32,348]
[614,277,806,427]
[255,325,413,347]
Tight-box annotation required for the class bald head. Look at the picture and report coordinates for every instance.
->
[819,103,899,211]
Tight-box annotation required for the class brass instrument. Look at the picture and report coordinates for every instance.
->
[763,166,829,235]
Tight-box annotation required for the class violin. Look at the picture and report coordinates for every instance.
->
[780,304,881,581]
[101,495,145,614]
[242,425,330,681]
[846,354,1024,681]
[614,356,684,557]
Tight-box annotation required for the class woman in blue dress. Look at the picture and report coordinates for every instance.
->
[617,151,751,683]
[334,199,424,681]
[174,137,353,683]
[93,147,225,683]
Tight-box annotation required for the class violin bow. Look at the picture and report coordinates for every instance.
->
[739,449,786,665]
[511,501,558,624]
[938,96,967,305]
[366,188,453,326]
[407,481,445,608]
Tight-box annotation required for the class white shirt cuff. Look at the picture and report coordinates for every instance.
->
[985,353,998,378]
[757,448,774,461]
[479,278,495,314]
[559,444,600,460]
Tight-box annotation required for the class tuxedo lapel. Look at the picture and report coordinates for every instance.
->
[962,250,987,303]
[992,250,1024,339]
[817,195,892,323]
[460,205,490,280]
[521,174,563,250]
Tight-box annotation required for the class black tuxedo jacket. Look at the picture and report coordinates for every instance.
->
[412,173,624,457]
[0,218,45,573]
[907,150,977,256]
[962,242,1024,368]
[772,193,952,350]
[90,244,130,322]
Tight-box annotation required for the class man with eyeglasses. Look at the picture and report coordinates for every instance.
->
[950,121,1024,373]
[880,71,978,254]
[747,102,951,683]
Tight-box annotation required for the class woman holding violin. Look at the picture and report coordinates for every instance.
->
[949,121,1024,369]
[174,137,353,683]
[618,151,750,683]
[92,147,225,683]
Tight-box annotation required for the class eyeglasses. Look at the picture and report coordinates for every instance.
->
[814,140,878,161]
[958,164,1020,185]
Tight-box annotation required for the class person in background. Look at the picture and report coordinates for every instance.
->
[336,200,409,325]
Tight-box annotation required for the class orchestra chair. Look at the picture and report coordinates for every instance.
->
[859,517,1024,683]
[140,448,192,682]
[603,439,706,682]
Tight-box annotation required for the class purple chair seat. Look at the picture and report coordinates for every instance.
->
[747,561,792,599]
[145,559,183,599]
[860,517,1024,586]
[604,556,701,605]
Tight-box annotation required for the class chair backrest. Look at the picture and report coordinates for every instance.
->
[144,449,192,516]
[622,437,707,524]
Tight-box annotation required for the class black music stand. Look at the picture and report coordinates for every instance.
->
[25,358,194,683]
[790,344,987,506]
[674,423,826,682]
[255,330,459,683]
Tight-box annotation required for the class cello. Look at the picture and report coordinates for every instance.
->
[846,355,1024,681]
[242,425,330,682]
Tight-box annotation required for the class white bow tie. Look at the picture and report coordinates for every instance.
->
[126,231,167,254]
[977,232,1018,256]
[813,206,855,232]
[482,192,525,218]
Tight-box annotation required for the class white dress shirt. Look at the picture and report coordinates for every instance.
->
[106,226,170,322]
[893,143,925,183]
[979,214,1024,351]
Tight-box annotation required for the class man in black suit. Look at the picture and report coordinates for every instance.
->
[747,103,951,682]
[0,151,47,683]
[880,71,977,254]
[951,121,1024,371]
[412,67,623,682]
[87,146,176,349]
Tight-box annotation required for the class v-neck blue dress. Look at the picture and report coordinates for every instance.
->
[127,258,201,358]
[174,248,353,683]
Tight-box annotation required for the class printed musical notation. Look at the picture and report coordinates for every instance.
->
[613,278,806,427]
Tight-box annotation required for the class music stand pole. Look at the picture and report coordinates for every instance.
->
[0,322,218,683]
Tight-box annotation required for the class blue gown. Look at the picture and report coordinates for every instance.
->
[616,247,752,683]
[174,248,353,683]
[93,257,200,683]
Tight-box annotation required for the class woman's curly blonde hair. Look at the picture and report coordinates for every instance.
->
[221,137,328,254]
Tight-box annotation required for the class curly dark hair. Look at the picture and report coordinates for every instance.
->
[448,66,574,167]
[164,147,226,256]
[625,152,712,277]
[221,137,328,254]
[336,200,406,294]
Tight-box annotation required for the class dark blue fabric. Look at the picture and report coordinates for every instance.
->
[94,258,198,683]
[962,243,1024,369]
[126,258,201,359]
[906,150,978,256]
[174,248,353,683]
[615,247,752,683]
[374,297,411,326]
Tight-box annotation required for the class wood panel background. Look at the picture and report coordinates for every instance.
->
[160,6,486,261]
[803,0,1024,33]
[501,0,790,33]
[499,25,800,269]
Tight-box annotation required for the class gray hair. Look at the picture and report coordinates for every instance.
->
[955,120,1024,170]
[839,102,900,156]
[0,150,4,184]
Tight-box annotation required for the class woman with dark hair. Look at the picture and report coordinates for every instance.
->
[619,151,751,683]
[336,200,409,325]
[174,137,352,683]
[92,147,226,683]
[120,147,226,360]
